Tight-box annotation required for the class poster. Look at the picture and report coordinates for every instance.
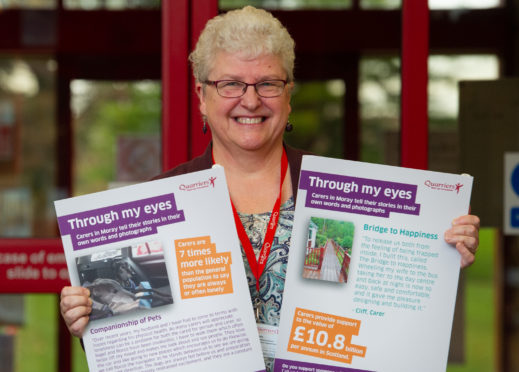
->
[274,156,472,372]
[55,167,265,372]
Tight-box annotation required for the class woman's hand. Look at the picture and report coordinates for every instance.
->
[60,286,92,337]
[444,214,480,269]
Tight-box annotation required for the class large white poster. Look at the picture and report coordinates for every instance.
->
[55,167,266,372]
[274,156,472,372]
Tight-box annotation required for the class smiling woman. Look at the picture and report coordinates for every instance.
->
[59,6,481,372]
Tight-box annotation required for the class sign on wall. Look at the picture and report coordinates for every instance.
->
[0,240,69,293]
[504,152,519,235]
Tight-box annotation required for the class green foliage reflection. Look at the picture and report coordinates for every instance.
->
[72,81,161,196]
[285,80,344,158]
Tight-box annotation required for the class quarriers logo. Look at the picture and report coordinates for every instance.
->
[424,180,464,194]
[179,176,217,191]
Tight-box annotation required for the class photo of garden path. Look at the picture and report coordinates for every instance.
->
[302,217,354,283]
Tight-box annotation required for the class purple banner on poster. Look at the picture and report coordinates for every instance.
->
[57,193,185,251]
[299,170,420,218]
[274,358,374,372]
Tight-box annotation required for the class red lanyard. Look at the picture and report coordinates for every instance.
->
[214,149,288,292]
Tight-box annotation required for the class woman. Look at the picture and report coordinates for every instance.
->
[60,6,480,371]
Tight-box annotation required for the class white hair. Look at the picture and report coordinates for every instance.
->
[189,6,295,83]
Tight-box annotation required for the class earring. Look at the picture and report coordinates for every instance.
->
[285,121,293,132]
[202,116,208,134]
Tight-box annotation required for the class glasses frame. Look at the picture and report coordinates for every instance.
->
[204,79,288,98]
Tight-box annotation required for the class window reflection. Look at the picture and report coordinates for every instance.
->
[0,0,500,11]
[71,80,161,195]
[361,0,401,9]
[0,56,58,372]
[0,57,57,238]
[429,55,499,121]
[359,54,499,171]
[63,0,160,10]
[428,54,498,173]
[429,0,501,9]
[0,188,32,237]
[220,0,502,10]
[284,80,345,158]
[0,0,55,9]
[359,56,400,165]
[220,0,352,10]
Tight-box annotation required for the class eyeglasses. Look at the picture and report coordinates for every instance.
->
[204,79,288,98]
